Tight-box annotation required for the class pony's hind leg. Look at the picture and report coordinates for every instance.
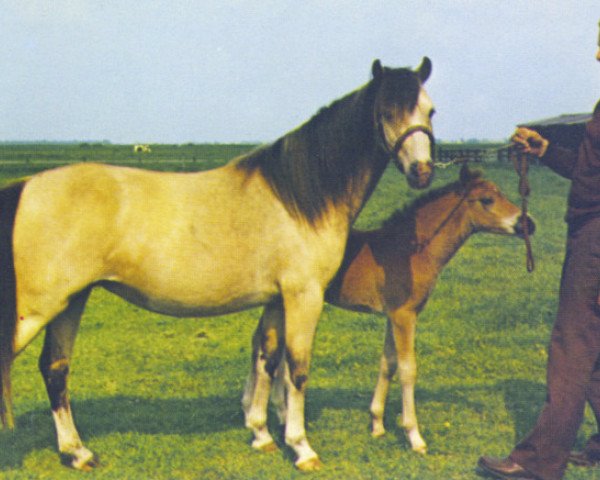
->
[242,300,285,453]
[38,289,98,471]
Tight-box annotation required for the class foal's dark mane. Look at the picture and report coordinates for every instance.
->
[235,67,422,224]
[381,173,484,232]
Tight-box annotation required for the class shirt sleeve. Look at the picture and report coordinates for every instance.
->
[539,143,577,180]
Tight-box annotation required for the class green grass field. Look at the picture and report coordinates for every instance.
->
[0,144,598,479]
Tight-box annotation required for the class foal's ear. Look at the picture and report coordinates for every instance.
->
[372,59,383,81]
[459,163,482,186]
[416,57,432,83]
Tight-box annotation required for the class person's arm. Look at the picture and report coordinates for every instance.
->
[511,127,577,179]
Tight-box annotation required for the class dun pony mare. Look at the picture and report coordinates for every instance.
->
[243,165,535,456]
[0,58,435,471]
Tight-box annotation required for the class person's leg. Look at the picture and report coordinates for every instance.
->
[568,355,600,465]
[508,219,600,480]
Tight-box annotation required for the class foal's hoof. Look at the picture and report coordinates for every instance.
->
[412,445,427,455]
[255,440,278,453]
[296,456,323,472]
[60,451,100,471]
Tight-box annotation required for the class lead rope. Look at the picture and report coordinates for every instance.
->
[511,150,535,272]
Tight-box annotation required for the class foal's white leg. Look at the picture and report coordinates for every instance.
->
[370,319,397,438]
[242,303,284,452]
[389,310,427,454]
[282,283,323,471]
[39,290,99,470]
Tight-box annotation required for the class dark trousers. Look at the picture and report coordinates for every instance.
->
[510,216,600,480]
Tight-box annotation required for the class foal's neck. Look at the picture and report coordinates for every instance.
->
[413,192,473,267]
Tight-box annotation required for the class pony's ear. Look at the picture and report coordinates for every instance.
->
[416,57,432,83]
[372,59,383,81]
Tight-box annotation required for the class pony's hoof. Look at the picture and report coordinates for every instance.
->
[60,447,100,472]
[296,456,323,472]
[61,451,100,471]
[371,426,386,438]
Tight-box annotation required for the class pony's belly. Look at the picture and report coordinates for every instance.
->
[99,280,275,317]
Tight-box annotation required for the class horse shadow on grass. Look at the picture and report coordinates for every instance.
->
[0,380,547,470]
[0,385,456,470]
[304,384,492,451]
[305,381,548,450]
[0,393,247,470]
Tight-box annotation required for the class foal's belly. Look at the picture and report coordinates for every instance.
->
[99,280,277,317]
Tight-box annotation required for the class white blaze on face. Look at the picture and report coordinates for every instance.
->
[397,88,435,170]
[502,211,522,234]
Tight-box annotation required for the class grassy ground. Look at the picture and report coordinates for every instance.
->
[0,147,598,479]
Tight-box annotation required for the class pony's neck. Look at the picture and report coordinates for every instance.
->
[284,81,389,224]
[413,192,473,268]
[234,79,390,226]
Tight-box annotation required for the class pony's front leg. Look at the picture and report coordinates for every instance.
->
[388,309,427,454]
[282,283,324,471]
[39,290,99,470]
[242,301,284,453]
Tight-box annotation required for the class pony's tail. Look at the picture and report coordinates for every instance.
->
[0,182,25,429]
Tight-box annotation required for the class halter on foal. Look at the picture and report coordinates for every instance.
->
[246,166,535,455]
[0,59,435,472]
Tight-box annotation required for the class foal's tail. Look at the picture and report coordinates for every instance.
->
[0,181,25,429]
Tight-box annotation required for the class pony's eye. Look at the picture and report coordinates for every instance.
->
[381,111,394,122]
[480,197,494,206]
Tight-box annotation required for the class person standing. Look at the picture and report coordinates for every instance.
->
[478,25,600,480]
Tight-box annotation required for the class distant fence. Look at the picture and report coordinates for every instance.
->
[0,143,525,170]
[436,144,515,164]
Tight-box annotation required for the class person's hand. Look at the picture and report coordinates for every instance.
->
[511,128,549,157]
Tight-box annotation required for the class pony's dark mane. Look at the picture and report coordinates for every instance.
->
[381,174,484,232]
[235,67,422,224]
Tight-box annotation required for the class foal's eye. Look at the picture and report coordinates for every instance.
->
[480,197,494,206]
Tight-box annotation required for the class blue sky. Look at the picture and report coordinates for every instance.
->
[1,1,598,144]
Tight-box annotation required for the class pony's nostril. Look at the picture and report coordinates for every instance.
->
[410,161,433,177]
[407,162,434,189]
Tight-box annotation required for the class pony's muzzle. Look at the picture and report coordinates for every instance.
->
[407,160,434,189]
[514,214,536,238]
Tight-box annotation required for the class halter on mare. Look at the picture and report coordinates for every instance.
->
[378,123,436,172]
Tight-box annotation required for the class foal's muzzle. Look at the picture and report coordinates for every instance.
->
[515,214,536,238]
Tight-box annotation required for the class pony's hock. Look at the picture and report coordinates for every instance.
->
[246,166,535,456]
[0,58,435,471]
